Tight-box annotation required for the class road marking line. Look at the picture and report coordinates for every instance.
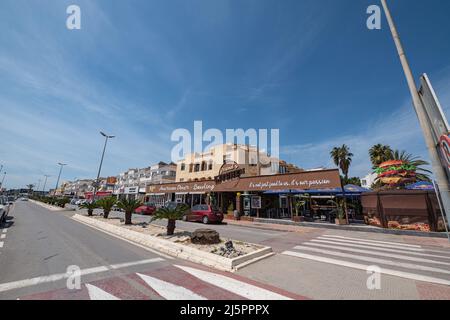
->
[0,234,5,239]
[71,216,174,260]
[137,273,207,300]
[323,235,422,248]
[174,265,292,300]
[2,229,6,233]
[0,258,164,293]
[302,242,450,266]
[85,284,120,300]
[0,242,3,248]
[282,251,450,286]
[310,239,450,260]
[318,237,428,252]
[324,235,450,254]
[292,246,450,275]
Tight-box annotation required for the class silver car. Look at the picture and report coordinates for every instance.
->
[0,196,10,223]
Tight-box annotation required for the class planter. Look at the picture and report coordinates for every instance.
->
[292,216,305,222]
[335,218,348,225]
[240,216,254,222]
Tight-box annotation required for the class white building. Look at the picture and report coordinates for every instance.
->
[361,173,378,189]
[115,162,176,200]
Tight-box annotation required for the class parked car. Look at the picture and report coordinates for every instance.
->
[135,202,157,215]
[20,197,28,201]
[183,204,223,224]
[76,199,86,206]
[0,196,10,223]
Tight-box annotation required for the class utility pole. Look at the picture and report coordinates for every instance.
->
[381,0,450,230]
[93,131,115,202]
[54,163,67,196]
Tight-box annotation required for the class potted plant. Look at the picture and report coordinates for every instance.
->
[292,199,306,222]
[97,197,117,219]
[327,198,349,225]
[151,203,190,235]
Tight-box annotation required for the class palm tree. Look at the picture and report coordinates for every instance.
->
[26,184,35,195]
[389,150,432,182]
[330,145,354,180]
[117,199,142,225]
[81,201,99,216]
[369,144,393,168]
[151,204,190,236]
[97,197,117,219]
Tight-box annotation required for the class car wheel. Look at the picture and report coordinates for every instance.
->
[202,216,209,224]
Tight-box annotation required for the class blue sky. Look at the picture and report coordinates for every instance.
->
[1,0,450,189]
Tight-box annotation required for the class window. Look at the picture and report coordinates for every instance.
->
[180,178,184,182]
[181,163,186,171]
[194,164,200,172]
[201,161,207,171]
[208,162,213,170]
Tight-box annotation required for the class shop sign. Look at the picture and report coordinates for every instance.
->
[147,181,216,194]
[215,169,341,192]
[125,187,139,194]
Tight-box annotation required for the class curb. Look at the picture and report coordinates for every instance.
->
[237,218,449,239]
[29,200,65,211]
[72,214,273,272]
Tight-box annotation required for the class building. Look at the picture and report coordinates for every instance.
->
[361,173,378,189]
[62,177,116,199]
[176,144,299,183]
[115,162,177,200]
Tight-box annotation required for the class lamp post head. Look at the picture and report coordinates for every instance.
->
[100,131,115,139]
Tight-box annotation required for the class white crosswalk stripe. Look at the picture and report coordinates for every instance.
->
[309,239,450,260]
[282,235,450,286]
[86,284,120,300]
[137,273,207,300]
[174,265,293,300]
[303,242,450,266]
[323,235,422,248]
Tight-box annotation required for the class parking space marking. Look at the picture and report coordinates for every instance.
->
[0,234,5,239]
[2,229,7,233]
[0,242,3,248]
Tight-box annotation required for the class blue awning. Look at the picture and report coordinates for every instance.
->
[405,181,434,190]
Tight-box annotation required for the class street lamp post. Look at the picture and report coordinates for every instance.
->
[42,175,50,195]
[93,131,115,201]
[381,0,450,231]
[0,172,6,190]
[54,163,67,196]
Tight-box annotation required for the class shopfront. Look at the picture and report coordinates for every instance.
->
[146,169,343,219]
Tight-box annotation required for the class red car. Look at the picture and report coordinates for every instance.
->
[135,202,157,215]
[183,204,224,224]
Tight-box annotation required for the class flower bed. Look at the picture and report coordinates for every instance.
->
[89,216,262,257]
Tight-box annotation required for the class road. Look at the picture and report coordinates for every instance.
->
[1,201,449,300]
[0,201,302,300]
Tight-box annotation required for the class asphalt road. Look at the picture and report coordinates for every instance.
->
[0,201,173,299]
[1,201,450,300]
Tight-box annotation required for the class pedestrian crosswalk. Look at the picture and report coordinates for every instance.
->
[282,234,450,286]
[20,264,301,300]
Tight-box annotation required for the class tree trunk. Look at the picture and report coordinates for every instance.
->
[167,219,176,236]
[103,210,110,219]
[125,212,132,225]
[88,209,93,216]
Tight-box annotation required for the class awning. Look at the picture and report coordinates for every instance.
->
[405,181,434,190]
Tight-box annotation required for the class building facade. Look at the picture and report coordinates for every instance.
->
[176,144,300,183]
[115,162,177,200]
